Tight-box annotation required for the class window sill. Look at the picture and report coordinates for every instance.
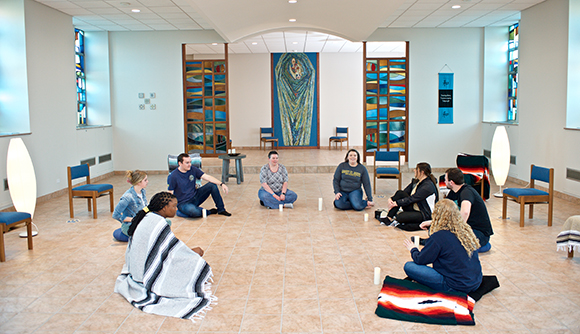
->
[0,132,32,138]
[564,127,580,131]
[76,125,111,130]
[482,121,518,126]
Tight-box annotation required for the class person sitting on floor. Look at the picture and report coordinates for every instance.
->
[420,168,493,252]
[167,153,231,217]
[112,170,148,242]
[333,149,374,211]
[258,150,298,209]
[403,199,483,294]
[384,162,439,231]
[114,191,214,320]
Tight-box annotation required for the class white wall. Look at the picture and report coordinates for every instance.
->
[0,0,114,210]
[369,28,485,167]
[482,0,580,198]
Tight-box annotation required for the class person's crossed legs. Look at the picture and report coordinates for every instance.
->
[177,183,228,217]
[334,189,367,211]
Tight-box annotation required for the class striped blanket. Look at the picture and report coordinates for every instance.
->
[557,215,580,253]
[115,213,216,321]
[376,276,475,326]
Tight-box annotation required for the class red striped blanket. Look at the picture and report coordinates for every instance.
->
[375,276,475,326]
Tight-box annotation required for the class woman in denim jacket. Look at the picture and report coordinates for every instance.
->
[112,170,148,242]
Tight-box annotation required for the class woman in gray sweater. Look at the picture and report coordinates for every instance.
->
[333,149,374,211]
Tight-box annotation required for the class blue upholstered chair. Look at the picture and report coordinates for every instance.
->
[502,164,554,227]
[67,164,114,219]
[0,212,33,262]
[373,150,402,194]
[329,127,349,151]
[260,127,278,150]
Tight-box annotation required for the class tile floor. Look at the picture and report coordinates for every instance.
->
[1,149,580,333]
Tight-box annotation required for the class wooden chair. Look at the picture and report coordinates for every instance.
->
[260,127,278,150]
[67,164,114,219]
[373,150,401,194]
[502,164,554,227]
[0,212,33,262]
[329,127,349,150]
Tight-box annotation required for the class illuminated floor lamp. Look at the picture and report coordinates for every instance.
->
[491,126,510,198]
[6,138,38,237]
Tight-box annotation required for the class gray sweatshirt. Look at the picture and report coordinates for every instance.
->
[332,162,373,201]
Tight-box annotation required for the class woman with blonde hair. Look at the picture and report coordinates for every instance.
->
[112,170,148,242]
[403,199,482,294]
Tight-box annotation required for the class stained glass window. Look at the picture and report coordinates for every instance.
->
[364,55,408,160]
[184,59,228,155]
[508,23,518,122]
[75,29,86,125]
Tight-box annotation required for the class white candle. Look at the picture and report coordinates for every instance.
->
[279,204,283,212]
[414,236,420,248]
[232,148,236,154]
[374,267,381,285]
[364,213,369,221]
[228,149,231,154]
[202,209,207,218]
[318,198,323,211]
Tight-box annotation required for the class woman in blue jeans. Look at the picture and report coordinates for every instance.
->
[403,199,482,294]
[112,170,148,242]
[332,149,374,211]
[258,151,298,209]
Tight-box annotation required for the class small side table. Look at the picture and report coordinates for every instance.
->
[218,154,246,184]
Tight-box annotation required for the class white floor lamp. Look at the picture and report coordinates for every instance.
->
[491,126,510,198]
[6,138,38,237]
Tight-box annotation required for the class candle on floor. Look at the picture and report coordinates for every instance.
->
[374,267,381,285]
[414,236,420,248]
[202,209,207,218]
[318,198,323,211]
[279,204,283,212]
[364,213,369,221]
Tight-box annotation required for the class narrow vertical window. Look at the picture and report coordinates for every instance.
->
[508,23,518,122]
[75,28,87,125]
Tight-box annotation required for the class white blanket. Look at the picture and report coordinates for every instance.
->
[115,213,215,320]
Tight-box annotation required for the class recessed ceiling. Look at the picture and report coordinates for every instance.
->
[35,0,543,53]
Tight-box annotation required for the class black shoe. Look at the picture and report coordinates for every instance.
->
[209,208,218,215]
[218,210,231,217]
[260,200,265,206]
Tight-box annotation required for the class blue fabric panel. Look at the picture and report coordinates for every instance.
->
[376,167,400,175]
[70,164,89,179]
[336,127,348,134]
[503,188,548,198]
[73,184,113,192]
[531,166,551,183]
[330,136,347,140]
[375,151,399,162]
[0,212,31,226]
[261,127,274,134]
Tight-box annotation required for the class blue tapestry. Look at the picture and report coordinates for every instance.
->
[272,53,318,147]
[438,73,454,124]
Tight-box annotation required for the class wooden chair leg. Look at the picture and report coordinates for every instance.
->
[519,200,525,227]
[529,204,534,219]
[87,198,92,212]
[373,176,376,195]
[569,248,574,258]
[502,196,508,219]
[548,200,553,227]
[398,177,402,190]
[69,195,75,218]
[26,219,33,250]
[329,139,331,150]
[92,195,98,219]
[109,190,114,212]
[0,227,5,262]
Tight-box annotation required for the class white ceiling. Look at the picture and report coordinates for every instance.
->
[36,0,542,54]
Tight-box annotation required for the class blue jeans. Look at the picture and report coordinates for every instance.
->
[177,183,225,218]
[334,189,367,211]
[472,229,491,252]
[258,188,298,209]
[404,261,453,292]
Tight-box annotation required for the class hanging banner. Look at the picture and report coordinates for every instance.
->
[438,73,454,124]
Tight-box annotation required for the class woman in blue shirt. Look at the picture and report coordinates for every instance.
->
[112,170,148,242]
[403,199,482,294]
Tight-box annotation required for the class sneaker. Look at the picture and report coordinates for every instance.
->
[283,203,294,209]
[260,200,265,206]
[209,208,218,215]
[218,210,232,217]
[388,220,399,227]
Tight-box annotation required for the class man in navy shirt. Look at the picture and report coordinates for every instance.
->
[168,153,231,217]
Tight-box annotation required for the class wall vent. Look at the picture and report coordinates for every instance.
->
[99,153,112,164]
[482,150,516,165]
[80,157,96,166]
[566,168,580,182]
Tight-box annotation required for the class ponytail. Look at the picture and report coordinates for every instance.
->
[127,191,176,236]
